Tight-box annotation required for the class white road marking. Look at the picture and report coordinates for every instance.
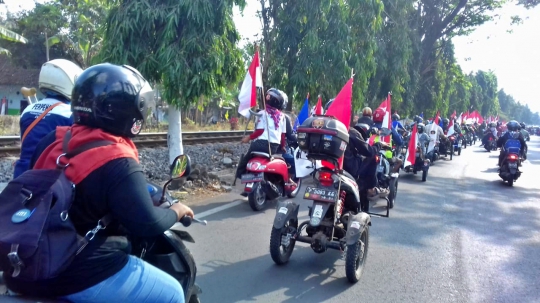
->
[196,199,245,219]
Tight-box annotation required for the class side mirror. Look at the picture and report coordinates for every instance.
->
[171,155,191,179]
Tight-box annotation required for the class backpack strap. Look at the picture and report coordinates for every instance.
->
[21,102,63,143]
[60,129,116,255]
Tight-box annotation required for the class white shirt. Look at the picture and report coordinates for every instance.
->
[255,111,286,144]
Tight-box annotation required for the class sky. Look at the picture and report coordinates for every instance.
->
[4,1,539,113]
[233,2,540,114]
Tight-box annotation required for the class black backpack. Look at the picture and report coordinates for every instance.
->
[0,130,112,281]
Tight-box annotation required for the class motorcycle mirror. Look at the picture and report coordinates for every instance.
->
[171,155,191,179]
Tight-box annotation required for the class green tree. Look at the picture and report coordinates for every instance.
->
[100,0,246,163]
[0,12,28,55]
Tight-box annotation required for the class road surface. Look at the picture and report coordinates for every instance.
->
[183,137,540,303]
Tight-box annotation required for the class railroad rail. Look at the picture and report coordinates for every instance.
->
[0,131,252,154]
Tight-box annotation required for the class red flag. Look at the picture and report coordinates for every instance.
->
[315,95,323,115]
[238,49,263,117]
[447,118,455,136]
[325,78,353,169]
[433,111,440,125]
[450,110,456,120]
[404,123,418,167]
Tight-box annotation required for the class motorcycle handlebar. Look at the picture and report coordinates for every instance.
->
[180,215,208,227]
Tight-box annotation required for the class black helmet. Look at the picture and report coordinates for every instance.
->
[265,88,287,110]
[392,113,400,121]
[507,120,519,131]
[520,122,526,129]
[413,115,423,124]
[354,123,371,140]
[324,98,335,112]
[442,118,449,126]
[417,123,425,134]
[71,63,153,138]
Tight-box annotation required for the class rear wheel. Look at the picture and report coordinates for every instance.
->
[508,178,514,187]
[270,219,298,265]
[248,182,266,211]
[450,146,453,160]
[345,227,369,283]
[422,169,428,182]
[458,148,461,156]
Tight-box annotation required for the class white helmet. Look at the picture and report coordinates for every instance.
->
[39,59,83,101]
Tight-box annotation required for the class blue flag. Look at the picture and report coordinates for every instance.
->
[294,96,310,131]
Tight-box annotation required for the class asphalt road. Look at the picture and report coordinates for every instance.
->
[183,136,540,303]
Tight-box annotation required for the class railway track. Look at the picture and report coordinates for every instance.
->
[0,131,252,154]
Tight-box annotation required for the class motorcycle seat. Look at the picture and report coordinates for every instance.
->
[250,152,285,161]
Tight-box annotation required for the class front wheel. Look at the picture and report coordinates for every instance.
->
[388,178,398,209]
[450,146,453,160]
[269,219,297,265]
[345,227,369,283]
[248,182,267,211]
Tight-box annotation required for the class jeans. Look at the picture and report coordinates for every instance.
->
[62,255,184,303]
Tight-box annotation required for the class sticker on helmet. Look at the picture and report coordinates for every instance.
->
[312,119,325,129]
[131,120,143,135]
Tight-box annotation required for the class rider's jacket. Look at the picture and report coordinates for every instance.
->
[497,131,526,154]
[14,97,73,178]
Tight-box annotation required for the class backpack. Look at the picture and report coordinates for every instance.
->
[0,130,112,281]
[373,107,386,123]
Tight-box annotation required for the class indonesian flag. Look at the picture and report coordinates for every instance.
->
[376,93,392,144]
[463,111,469,122]
[238,49,263,118]
[450,110,456,120]
[404,123,418,167]
[325,78,353,169]
[433,111,440,126]
[315,95,323,115]
[447,118,455,136]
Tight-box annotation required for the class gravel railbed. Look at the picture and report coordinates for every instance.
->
[0,142,250,184]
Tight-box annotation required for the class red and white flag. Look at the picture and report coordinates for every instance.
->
[375,93,392,144]
[404,123,418,167]
[433,110,440,125]
[447,118,455,136]
[315,95,323,115]
[238,50,263,118]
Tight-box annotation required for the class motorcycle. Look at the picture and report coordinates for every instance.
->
[373,129,399,209]
[270,115,388,283]
[0,155,205,303]
[439,137,454,160]
[404,140,431,182]
[498,133,522,187]
[449,134,462,157]
[484,135,498,152]
[240,146,302,211]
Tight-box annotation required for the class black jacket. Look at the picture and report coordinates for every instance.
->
[497,131,526,153]
[343,128,380,179]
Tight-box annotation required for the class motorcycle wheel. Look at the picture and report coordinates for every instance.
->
[287,178,302,198]
[388,178,398,209]
[345,226,369,283]
[463,139,467,149]
[450,146,453,160]
[508,178,514,187]
[189,295,201,303]
[248,182,266,211]
[422,169,428,182]
[458,147,461,156]
[269,219,298,265]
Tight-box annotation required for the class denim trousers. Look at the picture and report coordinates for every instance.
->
[62,255,184,303]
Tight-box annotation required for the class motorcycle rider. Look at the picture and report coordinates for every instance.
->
[392,113,406,132]
[13,59,83,178]
[372,111,404,177]
[236,88,288,181]
[343,122,387,212]
[357,107,374,126]
[520,122,530,142]
[6,64,194,302]
[425,118,447,162]
[496,120,527,166]
[482,122,498,147]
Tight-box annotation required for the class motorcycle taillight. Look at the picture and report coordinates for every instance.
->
[507,154,518,161]
[318,171,334,187]
[375,155,380,162]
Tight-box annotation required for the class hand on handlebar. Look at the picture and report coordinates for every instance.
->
[170,202,194,221]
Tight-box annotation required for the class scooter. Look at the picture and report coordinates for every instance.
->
[0,155,205,303]
[498,134,522,187]
[240,147,302,211]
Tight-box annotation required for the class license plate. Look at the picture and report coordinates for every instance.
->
[509,163,517,168]
[458,143,462,147]
[304,186,338,202]
[241,172,264,183]
[377,166,384,173]
[246,182,254,188]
